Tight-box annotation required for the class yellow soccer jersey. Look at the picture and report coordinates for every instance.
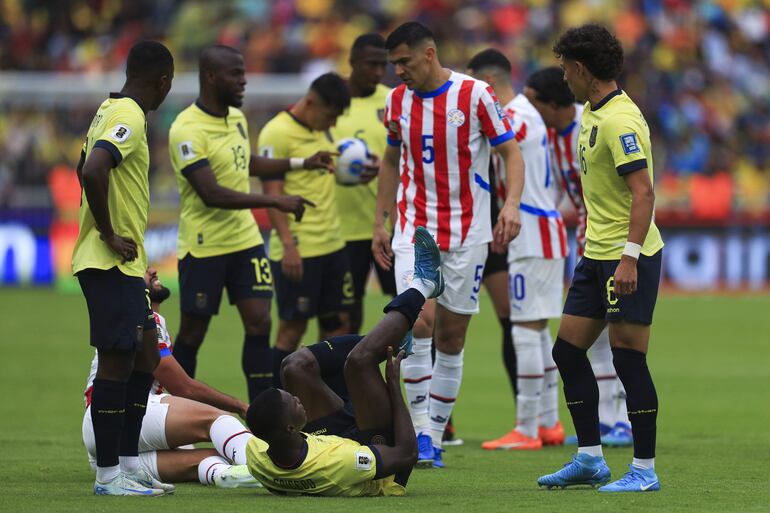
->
[577,90,664,260]
[72,93,150,278]
[245,435,405,497]
[169,102,263,259]
[331,84,390,241]
[257,111,344,260]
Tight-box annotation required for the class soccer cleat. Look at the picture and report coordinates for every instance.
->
[127,468,176,494]
[94,472,165,496]
[416,432,434,468]
[481,429,542,451]
[413,226,445,299]
[398,329,414,358]
[598,464,660,492]
[442,417,464,446]
[432,446,445,468]
[538,421,565,446]
[537,453,611,489]
[213,465,262,489]
[601,422,633,447]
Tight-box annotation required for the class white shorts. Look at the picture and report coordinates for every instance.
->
[82,393,171,480]
[508,257,565,322]
[394,242,488,315]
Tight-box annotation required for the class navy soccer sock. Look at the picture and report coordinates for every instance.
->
[91,379,127,468]
[119,371,154,458]
[500,317,518,400]
[383,289,426,328]
[612,347,658,459]
[172,341,198,378]
[552,338,601,447]
[243,334,272,402]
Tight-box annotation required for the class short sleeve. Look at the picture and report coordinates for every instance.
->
[257,121,291,160]
[93,109,144,167]
[604,115,649,176]
[476,85,513,147]
[169,121,210,178]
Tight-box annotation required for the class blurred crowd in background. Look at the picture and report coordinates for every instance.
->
[0,0,768,219]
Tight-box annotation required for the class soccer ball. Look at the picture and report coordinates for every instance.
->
[335,138,370,185]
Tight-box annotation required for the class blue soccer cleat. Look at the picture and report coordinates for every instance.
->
[602,422,633,447]
[398,329,414,358]
[413,226,445,299]
[564,435,579,445]
[416,433,434,468]
[599,465,660,493]
[537,453,611,489]
[432,446,445,468]
[565,422,612,446]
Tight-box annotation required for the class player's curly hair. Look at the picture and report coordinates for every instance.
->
[553,24,623,81]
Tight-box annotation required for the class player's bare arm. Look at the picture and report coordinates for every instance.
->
[185,164,314,220]
[614,168,655,296]
[153,356,248,418]
[494,137,524,245]
[263,178,303,282]
[249,151,337,177]
[372,144,400,270]
[368,347,418,477]
[80,146,137,263]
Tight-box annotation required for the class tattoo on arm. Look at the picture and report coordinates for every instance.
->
[383,211,389,219]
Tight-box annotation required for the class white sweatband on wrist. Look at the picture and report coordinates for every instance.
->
[623,241,642,259]
[290,157,304,170]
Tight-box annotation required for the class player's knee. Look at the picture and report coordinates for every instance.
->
[243,308,271,336]
[551,337,584,370]
[280,349,318,386]
[343,346,369,378]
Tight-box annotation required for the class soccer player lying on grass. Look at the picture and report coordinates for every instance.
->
[242,227,444,496]
[82,267,260,489]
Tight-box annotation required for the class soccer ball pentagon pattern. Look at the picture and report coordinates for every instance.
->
[335,137,370,185]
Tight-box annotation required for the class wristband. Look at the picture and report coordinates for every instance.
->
[290,157,304,170]
[622,241,641,259]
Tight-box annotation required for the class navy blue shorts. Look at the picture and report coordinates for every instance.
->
[271,248,354,321]
[178,245,272,316]
[563,250,662,325]
[344,240,397,299]
[77,267,156,351]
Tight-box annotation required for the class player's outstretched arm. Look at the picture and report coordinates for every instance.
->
[494,138,524,246]
[370,347,418,478]
[154,355,248,418]
[614,168,655,296]
[81,147,137,262]
[249,151,336,177]
[372,144,400,270]
[185,164,313,217]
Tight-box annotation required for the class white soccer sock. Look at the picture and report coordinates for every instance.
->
[428,350,464,447]
[410,278,435,300]
[96,464,120,483]
[210,415,252,465]
[513,325,544,438]
[197,455,230,485]
[578,445,603,458]
[119,455,140,474]
[632,457,655,470]
[590,328,617,426]
[538,327,559,428]
[401,337,432,436]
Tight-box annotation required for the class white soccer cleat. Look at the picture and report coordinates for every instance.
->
[93,472,166,496]
[213,465,262,489]
[127,468,176,494]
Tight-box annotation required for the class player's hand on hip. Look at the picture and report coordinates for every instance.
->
[372,225,394,270]
[276,195,315,222]
[102,233,138,263]
[385,346,405,389]
[304,151,338,173]
[282,244,303,282]
[614,256,638,296]
[495,204,521,245]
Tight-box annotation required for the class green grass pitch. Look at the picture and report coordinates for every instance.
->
[1,288,769,512]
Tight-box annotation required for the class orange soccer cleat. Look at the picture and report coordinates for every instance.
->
[538,421,565,446]
[481,429,543,450]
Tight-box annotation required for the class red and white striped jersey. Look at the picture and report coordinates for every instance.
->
[548,103,586,256]
[498,94,567,260]
[384,71,514,251]
[83,311,173,407]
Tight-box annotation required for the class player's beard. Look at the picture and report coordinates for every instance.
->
[149,285,171,304]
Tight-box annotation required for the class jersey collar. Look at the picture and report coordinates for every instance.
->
[285,109,313,132]
[271,438,308,470]
[109,92,142,110]
[195,99,228,118]
[415,79,453,98]
[591,89,623,111]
